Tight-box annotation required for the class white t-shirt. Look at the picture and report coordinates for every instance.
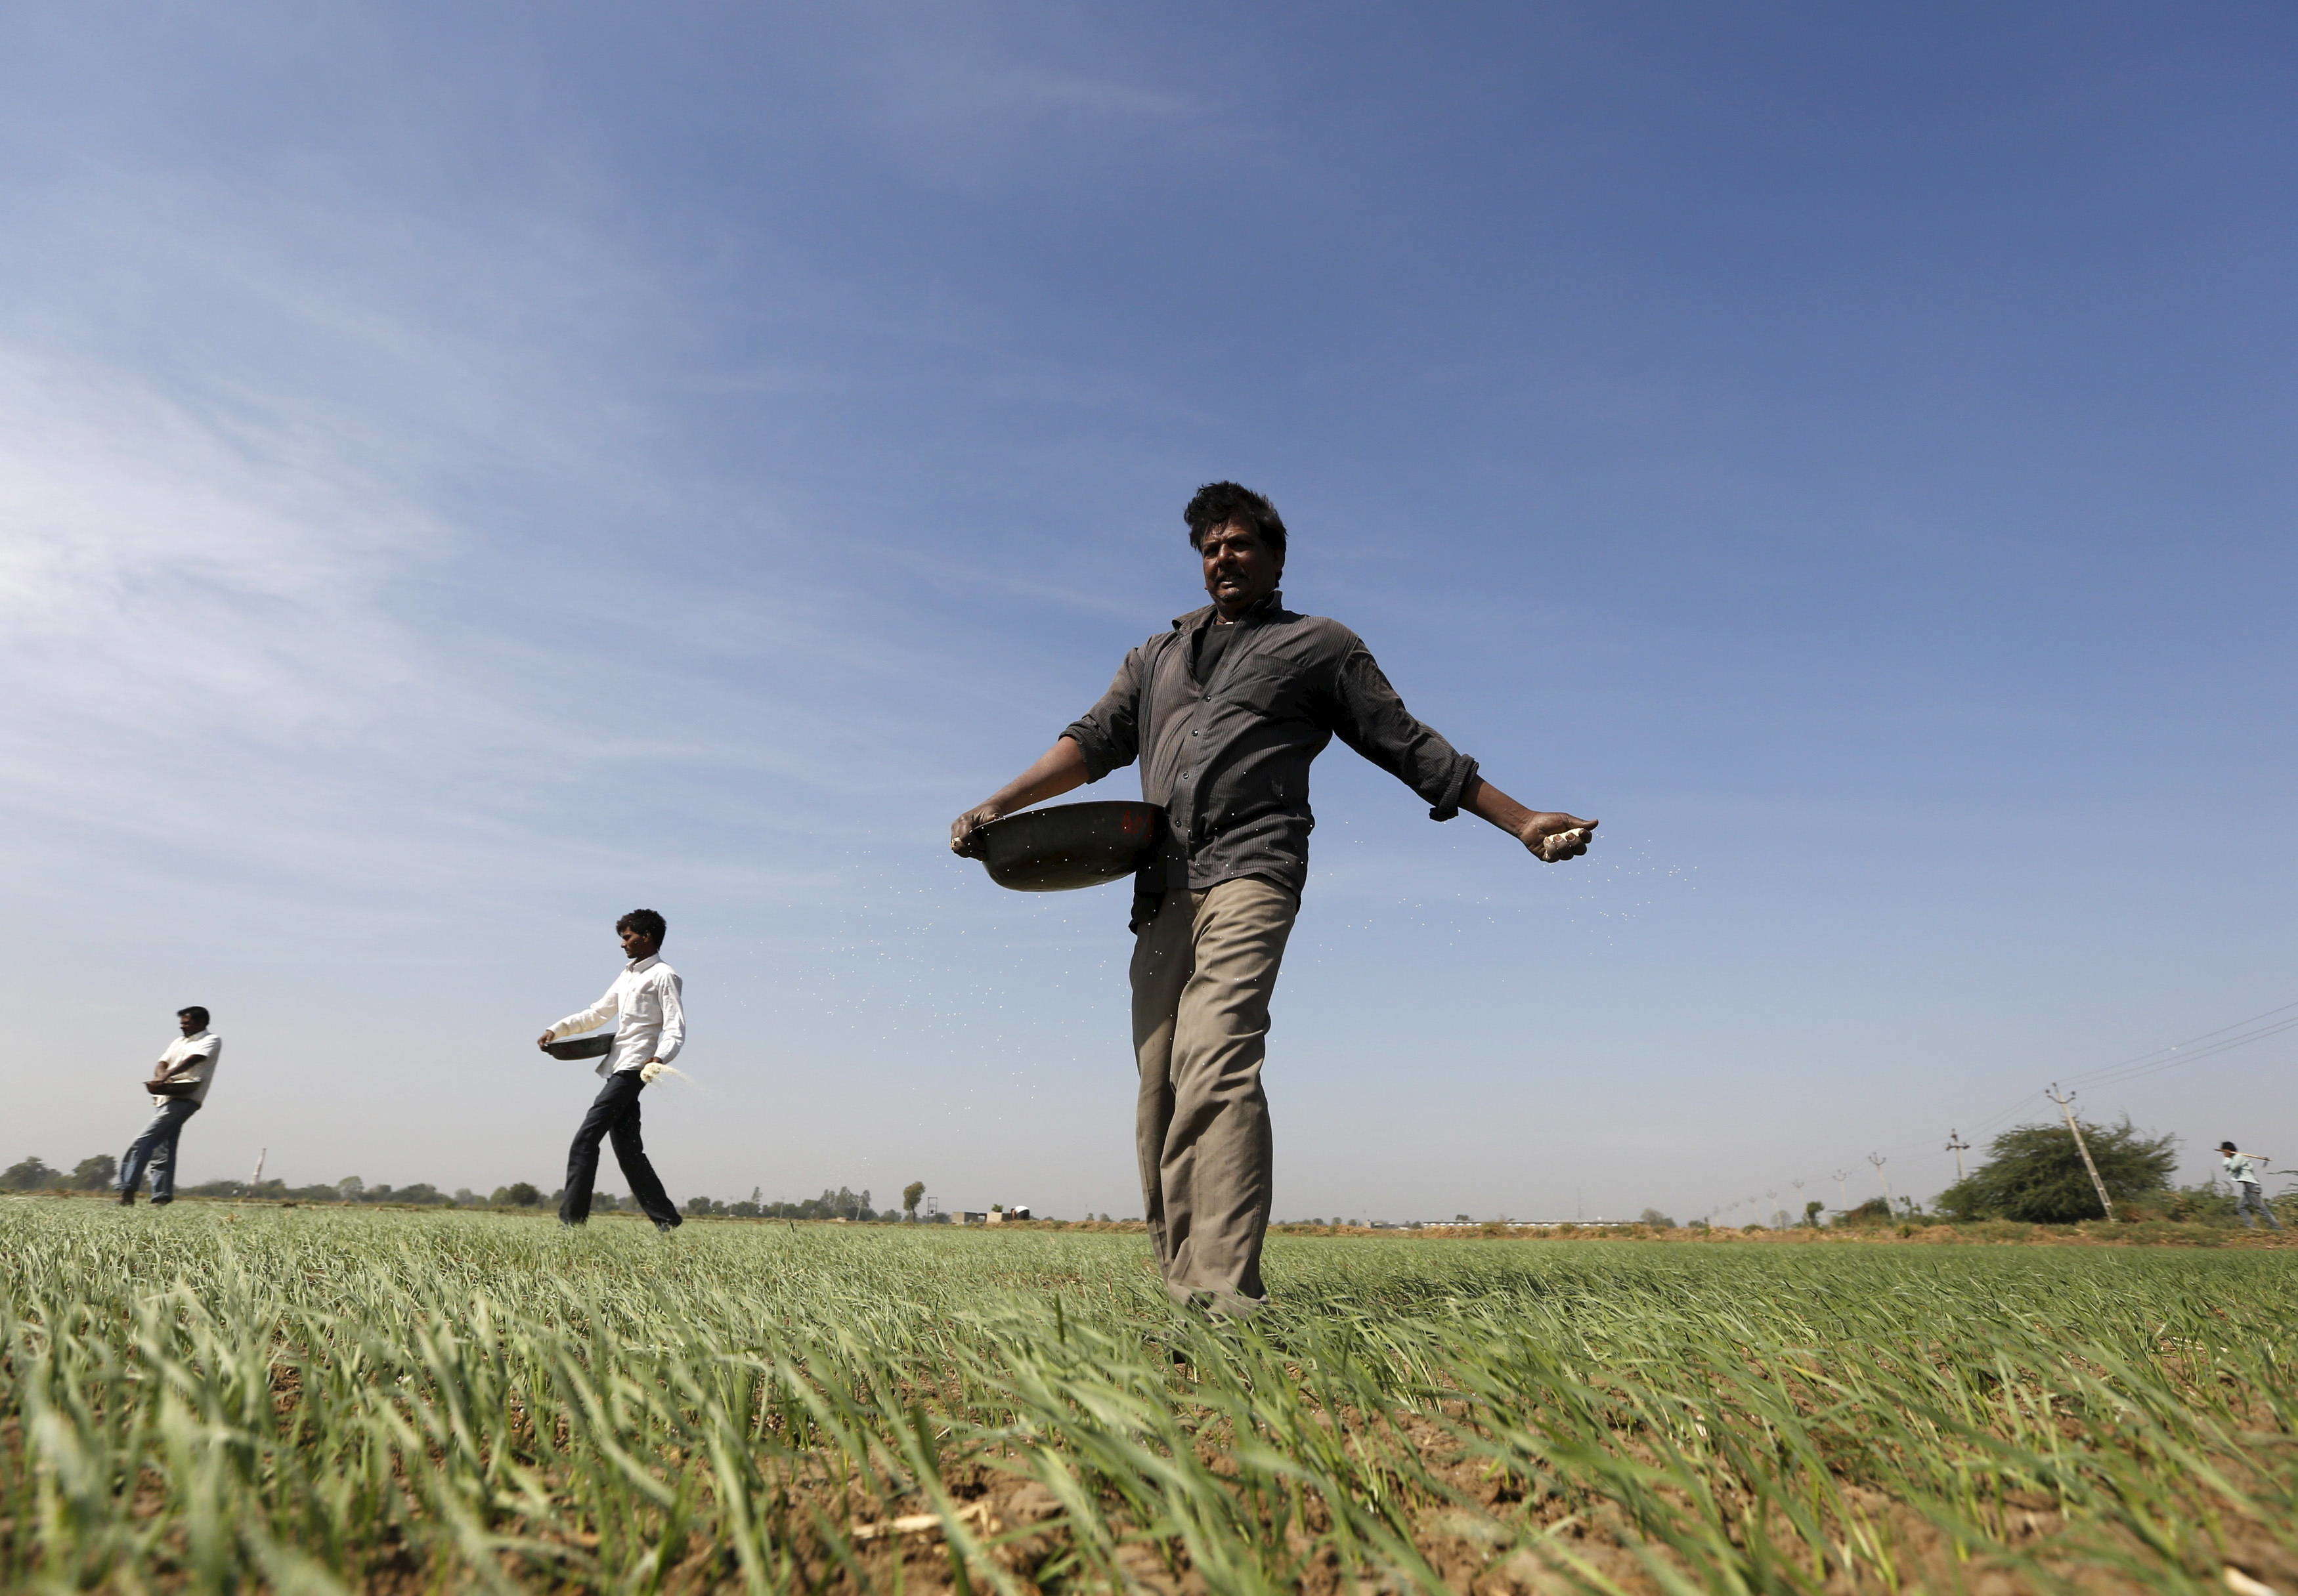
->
[154,1030,221,1106]
[546,956,685,1078]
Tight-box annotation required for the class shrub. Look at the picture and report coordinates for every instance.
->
[1936,1119,2176,1224]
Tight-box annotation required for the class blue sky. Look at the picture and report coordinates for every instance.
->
[4,2,2293,1223]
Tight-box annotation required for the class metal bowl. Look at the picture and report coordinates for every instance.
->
[543,1036,613,1061]
[978,800,1164,892]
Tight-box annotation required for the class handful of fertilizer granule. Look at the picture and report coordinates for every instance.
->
[1536,827,1592,863]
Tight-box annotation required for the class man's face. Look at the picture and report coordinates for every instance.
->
[177,1012,201,1037]
[619,924,659,961]
[1199,521,1281,616]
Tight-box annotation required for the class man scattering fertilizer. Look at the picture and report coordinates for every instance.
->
[2219,1140,2281,1231]
[951,482,1595,1316]
[118,1004,221,1207]
[535,909,686,1232]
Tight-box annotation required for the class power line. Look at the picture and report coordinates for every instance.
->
[2060,999,2298,1090]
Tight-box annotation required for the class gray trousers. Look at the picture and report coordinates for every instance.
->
[1131,875,1299,1311]
[2235,1182,2281,1229]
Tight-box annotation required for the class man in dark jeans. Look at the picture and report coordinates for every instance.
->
[120,1006,221,1206]
[952,482,1596,1314]
[536,910,685,1231]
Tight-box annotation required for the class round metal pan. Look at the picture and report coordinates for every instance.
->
[978,800,1163,892]
[543,1035,613,1060]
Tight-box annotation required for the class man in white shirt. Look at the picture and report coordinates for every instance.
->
[118,1006,220,1207]
[536,909,685,1230]
[2219,1140,2281,1230]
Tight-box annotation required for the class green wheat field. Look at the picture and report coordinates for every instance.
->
[5,1200,2295,1594]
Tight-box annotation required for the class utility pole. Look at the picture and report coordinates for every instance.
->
[1945,1131,1970,1182]
[250,1148,267,1188]
[1867,1153,1892,1209]
[1832,1169,1850,1211]
[2046,1084,2115,1221]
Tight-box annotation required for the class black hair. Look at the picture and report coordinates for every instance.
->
[1183,481,1287,564]
[178,1006,209,1028]
[617,909,668,944]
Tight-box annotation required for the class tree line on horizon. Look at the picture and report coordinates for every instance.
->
[11,1120,2278,1229]
[1759,1119,2284,1229]
[0,1159,983,1221]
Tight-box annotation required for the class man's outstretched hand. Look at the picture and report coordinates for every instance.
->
[951,738,1095,860]
[1519,813,1598,863]
[949,804,1001,859]
[1462,779,1596,863]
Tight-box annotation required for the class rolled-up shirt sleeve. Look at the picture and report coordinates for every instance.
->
[651,970,685,1063]
[1326,641,1482,821]
[1060,647,1146,783]
[548,987,619,1042]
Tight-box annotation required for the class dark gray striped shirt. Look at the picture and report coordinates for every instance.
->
[1062,592,1481,927]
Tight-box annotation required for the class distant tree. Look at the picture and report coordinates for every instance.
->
[452,1189,479,1206]
[1802,1200,1825,1228]
[496,1182,542,1207]
[1637,1207,1676,1229]
[72,1155,119,1191]
[903,1181,926,1220]
[337,1176,364,1200]
[1935,1119,2176,1223]
[730,1200,760,1218]
[685,1195,718,1217]
[1840,1197,1893,1224]
[1,1157,61,1192]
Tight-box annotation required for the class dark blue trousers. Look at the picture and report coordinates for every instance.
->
[119,1099,200,1201]
[561,1069,680,1226]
